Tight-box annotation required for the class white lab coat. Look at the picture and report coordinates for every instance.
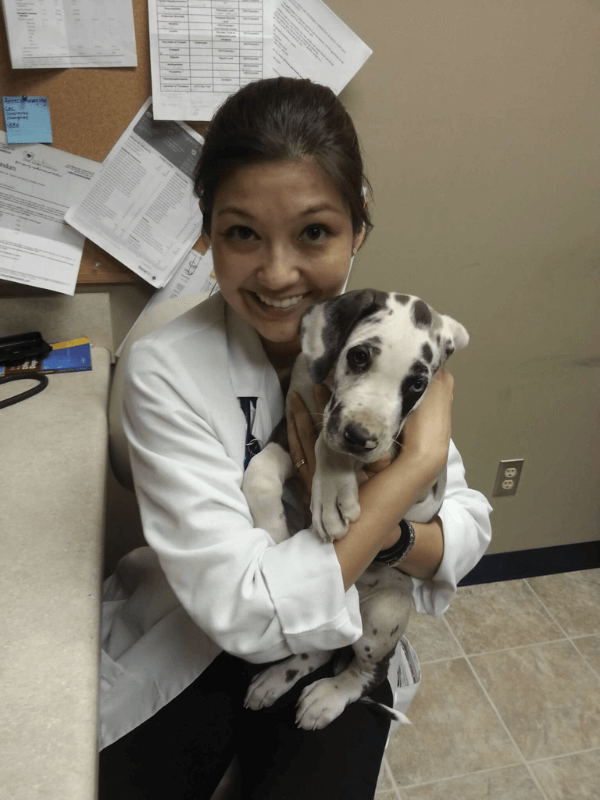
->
[99,293,492,750]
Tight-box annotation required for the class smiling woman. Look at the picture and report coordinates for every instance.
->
[194,77,372,366]
[98,77,492,800]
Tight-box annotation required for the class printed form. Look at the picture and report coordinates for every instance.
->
[2,0,137,69]
[117,246,217,356]
[148,0,371,120]
[0,133,99,294]
[149,0,274,120]
[65,98,204,287]
[272,0,372,95]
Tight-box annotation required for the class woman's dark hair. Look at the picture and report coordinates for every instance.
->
[194,77,372,238]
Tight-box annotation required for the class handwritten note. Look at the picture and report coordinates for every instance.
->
[2,96,52,144]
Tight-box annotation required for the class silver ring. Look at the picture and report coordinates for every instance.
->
[294,458,307,471]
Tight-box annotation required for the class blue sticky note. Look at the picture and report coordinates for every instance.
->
[2,96,52,144]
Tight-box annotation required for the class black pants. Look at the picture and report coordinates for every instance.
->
[98,650,393,800]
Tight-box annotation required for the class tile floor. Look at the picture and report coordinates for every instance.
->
[375,567,600,800]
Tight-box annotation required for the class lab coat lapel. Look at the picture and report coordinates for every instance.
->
[225,305,285,447]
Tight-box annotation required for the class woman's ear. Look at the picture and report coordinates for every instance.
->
[353,194,369,253]
[353,222,367,254]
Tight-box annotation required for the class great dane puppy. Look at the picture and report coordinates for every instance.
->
[242,289,469,730]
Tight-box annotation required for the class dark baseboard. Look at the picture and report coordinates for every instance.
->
[459,539,600,586]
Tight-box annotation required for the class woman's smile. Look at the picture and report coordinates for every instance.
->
[253,291,308,309]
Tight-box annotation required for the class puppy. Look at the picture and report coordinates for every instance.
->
[242,289,469,729]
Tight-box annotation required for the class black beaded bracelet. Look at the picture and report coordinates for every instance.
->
[373,519,416,567]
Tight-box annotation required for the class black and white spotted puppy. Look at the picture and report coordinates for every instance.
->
[242,289,469,730]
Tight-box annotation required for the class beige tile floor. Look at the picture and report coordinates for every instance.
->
[375,567,600,800]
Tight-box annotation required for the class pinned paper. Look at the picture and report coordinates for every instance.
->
[2,96,52,144]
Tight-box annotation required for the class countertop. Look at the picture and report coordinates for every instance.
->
[0,345,111,799]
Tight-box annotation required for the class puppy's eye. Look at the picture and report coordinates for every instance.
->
[408,379,427,394]
[347,346,370,369]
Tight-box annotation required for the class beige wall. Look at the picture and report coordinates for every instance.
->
[332,0,600,553]
[3,0,599,559]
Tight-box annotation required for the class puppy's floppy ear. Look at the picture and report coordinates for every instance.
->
[301,289,388,384]
[438,314,470,365]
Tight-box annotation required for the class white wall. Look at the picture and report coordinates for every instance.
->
[334,0,600,552]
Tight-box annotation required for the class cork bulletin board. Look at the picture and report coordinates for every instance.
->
[0,0,207,285]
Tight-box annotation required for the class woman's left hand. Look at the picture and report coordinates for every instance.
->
[286,387,328,497]
[287,387,394,497]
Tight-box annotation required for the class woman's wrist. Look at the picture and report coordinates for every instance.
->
[393,517,445,580]
[374,520,416,567]
[394,447,447,499]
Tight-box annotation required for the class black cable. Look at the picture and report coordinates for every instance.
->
[0,373,49,409]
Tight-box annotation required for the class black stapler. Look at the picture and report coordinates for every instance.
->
[0,331,52,367]
[0,332,52,408]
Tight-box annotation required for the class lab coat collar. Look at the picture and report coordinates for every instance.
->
[225,303,285,442]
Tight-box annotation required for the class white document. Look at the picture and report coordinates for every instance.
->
[65,99,204,287]
[156,246,218,303]
[272,0,372,94]
[2,0,137,69]
[148,0,275,121]
[0,133,99,294]
[116,246,218,356]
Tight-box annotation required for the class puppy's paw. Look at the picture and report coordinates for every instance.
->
[295,678,349,730]
[311,479,360,541]
[242,442,293,543]
[244,651,331,711]
[244,662,299,711]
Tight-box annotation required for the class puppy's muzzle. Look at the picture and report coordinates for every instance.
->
[342,422,379,455]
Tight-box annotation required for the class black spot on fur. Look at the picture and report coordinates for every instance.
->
[400,368,428,417]
[361,647,400,700]
[355,646,399,711]
[390,624,400,636]
[364,645,371,652]
[421,342,433,363]
[412,299,432,329]
[285,669,299,683]
[300,653,309,660]
[308,666,314,672]
[436,334,441,346]
[395,293,410,305]
[367,653,372,659]
[410,359,429,376]
[445,343,455,359]
[308,289,389,383]
[372,628,378,636]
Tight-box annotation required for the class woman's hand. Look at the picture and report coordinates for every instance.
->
[287,368,453,498]
[397,368,454,491]
[286,387,329,497]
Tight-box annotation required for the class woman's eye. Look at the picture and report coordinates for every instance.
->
[301,225,329,243]
[223,225,257,242]
[347,346,370,369]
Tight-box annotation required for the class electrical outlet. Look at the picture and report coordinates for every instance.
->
[492,459,524,497]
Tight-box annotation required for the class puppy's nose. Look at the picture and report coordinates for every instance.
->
[343,423,378,452]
